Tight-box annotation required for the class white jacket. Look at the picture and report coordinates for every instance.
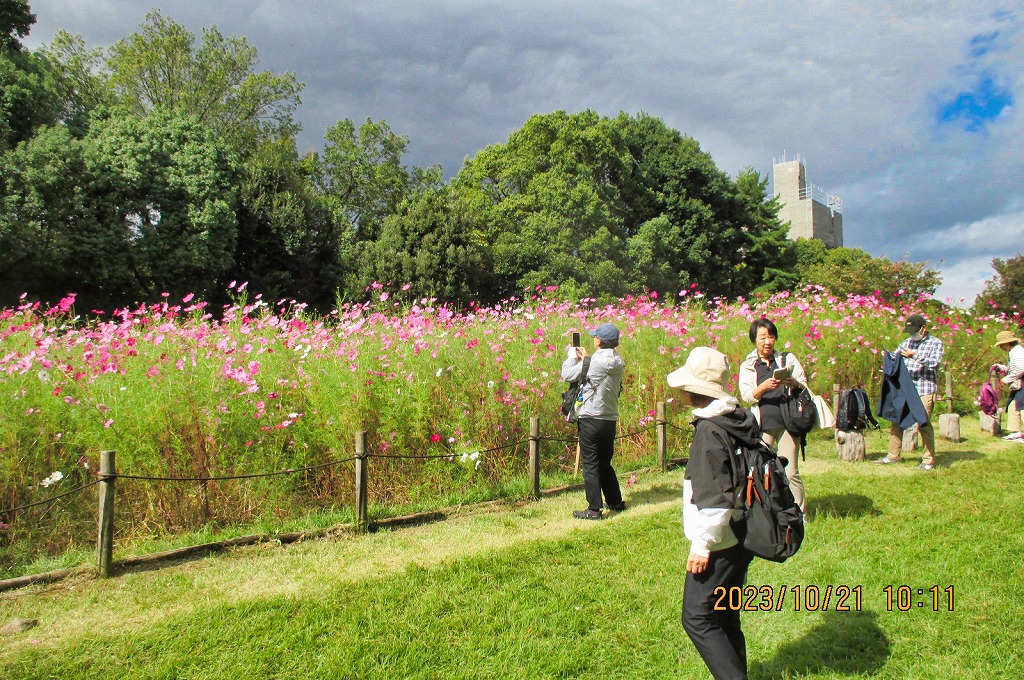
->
[561,347,624,421]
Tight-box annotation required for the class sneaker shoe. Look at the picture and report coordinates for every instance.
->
[573,509,603,520]
[873,456,901,465]
[606,503,626,512]
[1002,431,1024,441]
[916,463,934,470]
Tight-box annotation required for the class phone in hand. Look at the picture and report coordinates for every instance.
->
[572,332,581,347]
[773,367,792,381]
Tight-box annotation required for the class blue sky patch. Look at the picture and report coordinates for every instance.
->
[936,72,1014,132]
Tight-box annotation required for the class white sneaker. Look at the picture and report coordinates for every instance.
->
[1002,432,1024,441]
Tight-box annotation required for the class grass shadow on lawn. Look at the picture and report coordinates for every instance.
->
[807,493,880,520]
[622,481,680,508]
[937,449,984,466]
[751,610,890,679]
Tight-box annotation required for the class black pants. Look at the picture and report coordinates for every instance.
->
[682,544,754,680]
[577,417,623,511]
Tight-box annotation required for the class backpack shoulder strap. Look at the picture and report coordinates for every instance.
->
[580,356,592,381]
[858,389,880,428]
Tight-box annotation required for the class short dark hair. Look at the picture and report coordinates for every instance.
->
[749,318,779,344]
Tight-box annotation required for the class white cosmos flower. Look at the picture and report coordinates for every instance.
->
[40,471,64,488]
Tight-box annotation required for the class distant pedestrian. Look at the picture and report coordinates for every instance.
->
[561,323,625,520]
[993,329,1024,441]
[874,313,944,470]
[668,346,760,680]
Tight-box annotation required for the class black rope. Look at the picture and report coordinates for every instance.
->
[0,480,100,516]
[114,456,359,483]
[613,424,657,440]
[372,439,526,460]
[372,452,463,461]
[538,435,578,444]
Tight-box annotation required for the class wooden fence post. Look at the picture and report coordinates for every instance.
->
[354,431,368,534]
[528,417,540,499]
[97,450,116,578]
[832,384,841,418]
[656,402,667,471]
[945,371,954,414]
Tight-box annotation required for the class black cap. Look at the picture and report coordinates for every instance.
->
[902,314,927,334]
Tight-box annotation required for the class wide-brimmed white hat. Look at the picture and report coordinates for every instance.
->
[666,347,732,401]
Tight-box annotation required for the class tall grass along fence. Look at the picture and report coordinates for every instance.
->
[1,403,686,590]
[1,284,1018,583]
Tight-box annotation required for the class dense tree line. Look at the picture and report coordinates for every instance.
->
[1,3,961,313]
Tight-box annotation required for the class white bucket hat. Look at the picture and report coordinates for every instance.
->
[666,347,732,401]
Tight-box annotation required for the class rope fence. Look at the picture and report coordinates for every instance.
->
[0,366,996,590]
[1,400,692,587]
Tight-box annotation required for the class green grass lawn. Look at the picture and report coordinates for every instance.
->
[2,424,1023,679]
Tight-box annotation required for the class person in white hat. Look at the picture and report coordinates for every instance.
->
[667,347,761,680]
[993,330,1024,441]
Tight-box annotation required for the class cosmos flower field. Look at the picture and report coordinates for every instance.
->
[0,283,1012,571]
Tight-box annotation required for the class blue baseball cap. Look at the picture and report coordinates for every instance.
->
[589,323,620,346]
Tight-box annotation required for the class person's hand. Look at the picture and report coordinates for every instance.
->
[686,552,709,574]
[900,348,915,358]
[575,346,589,360]
[757,377,780,398]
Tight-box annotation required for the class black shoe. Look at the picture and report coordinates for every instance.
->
[606,503,626,512]
[573,509,603,520]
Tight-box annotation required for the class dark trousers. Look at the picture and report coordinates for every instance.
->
[682,544,754,680]
[577,417,623,511]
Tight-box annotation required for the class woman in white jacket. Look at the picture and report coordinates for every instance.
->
[738,318,808,514]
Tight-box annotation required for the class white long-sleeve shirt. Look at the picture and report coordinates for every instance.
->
[1002,345,1024,389]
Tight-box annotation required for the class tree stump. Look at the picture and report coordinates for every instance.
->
[901,423,919,452]
[979,409,1002,436]
[835,430,866,461]
[938,413,961,442]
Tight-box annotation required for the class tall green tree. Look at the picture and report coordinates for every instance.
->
[370,186,487,304]
[975,254,1024,316]
[0,124,86,302]
[800,246,940,301]
[104,11,302,151]
[84,108,240,303]
[0,46,54,150]
[230,137,340,309]
[457,110,629,298]
[0,0,34,52]
[35,30,106,137]
[457,110,793,300]
[0,1,56,151]
[0,108,239,308]
[319,117,429,242]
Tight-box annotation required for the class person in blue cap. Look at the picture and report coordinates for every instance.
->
[561,322,626,519]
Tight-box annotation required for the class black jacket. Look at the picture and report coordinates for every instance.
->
[685,408,762,511]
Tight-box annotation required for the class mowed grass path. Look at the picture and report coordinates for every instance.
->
[2,425,1022,679]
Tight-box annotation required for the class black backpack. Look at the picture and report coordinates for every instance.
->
[560,356,591,421]
[728,437,804,563]
[835,388,880,431]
